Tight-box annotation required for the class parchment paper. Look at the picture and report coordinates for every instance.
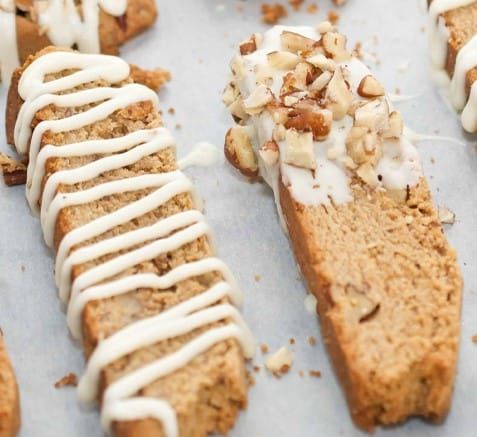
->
[0,1,476,436]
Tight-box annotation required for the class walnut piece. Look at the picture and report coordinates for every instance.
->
[281,31,316,53]
[243,85,274,115]
[285,108,333,140]
[267,51,302,70]
[325,67,352,120]
[358,75,385,98]
[283,129,316,169]
[265,346,293,375]
[0,153,27,186]
[321,31,350,62]
[224,126,258,177]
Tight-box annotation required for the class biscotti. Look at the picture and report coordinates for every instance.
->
[0,333,20,437]
[223,23,463,431]
[0,0,157,84]
[429,0,477,131]
[6,47,254,437]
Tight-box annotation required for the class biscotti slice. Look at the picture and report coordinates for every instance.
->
[0,333,20,437]
[428,0,477,131]
[6,47,254,437]
[0,0,157,84]
[223,23,463,431]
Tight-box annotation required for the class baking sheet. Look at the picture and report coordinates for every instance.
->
[0,1,476,436]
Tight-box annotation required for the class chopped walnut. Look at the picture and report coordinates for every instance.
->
[438,207,455,225]
[265,346,293,376]
[54,373,78,388]
[224,126,258,177]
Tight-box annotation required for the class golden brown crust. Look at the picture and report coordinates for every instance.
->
[279,178,462,431]
[0,334,20,437]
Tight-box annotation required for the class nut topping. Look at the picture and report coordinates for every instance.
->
[321,31,350,62]
[283,129,316,169]
[309,71,333,92]
[243,85,274,115]
[317,21,333,34]
[325,67,352,120]
[267,51,302,70]
[224,126,258,177]
[228,98,249,123]
[240,35,258,55]
[383,111,403,139]
[255,63,274,86]
[357,75,385,98]
[306,53,336,71]
[285,108,333,140]
[230,55,246,79]
[222,82,239,106]
[354,98,389,133]
[259,141,280,166]
[346,127,382,166]
[280,31,316,53]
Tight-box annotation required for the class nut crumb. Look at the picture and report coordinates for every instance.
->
[265,346,293,376]
[21,265,25,272]
[327,10,340,24]
[299,370,305,377]
[430,156,436,164]
[167,107,175,115]
[129,64,171,92]
[54,373,77,388]
[309,370,322,378]
[307,3,318,13]
[175,123,182,130]
[288,0,304,10]
[253,365,261,373]
[289,338,295,345]
[261,3,287,24]
[260,343,269,354]
[438,207,455,225]
[332,0,347,5]
[307,336,317,346]
[472,334,477,343]
[254,274,262,282]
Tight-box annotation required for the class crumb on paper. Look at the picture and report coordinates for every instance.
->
[175,123,182,130]
[299,370,305,377]
[289,337,295,345]
[307,335,317,346]
[254,274,262,282]
[307,3,318,14]
[247,370,256,386]
[309,370,322,378]
[265,346,293,376]
[472,334,477,343]
[430,156,436,164]
[260,343,269,354]
[288,0,304,10]
[394,87,401,95]
[438,207,455,225]
[21,265,25,272]
[397,60,410,73]
[253,365,261,373]
[327,10,340,24]
[261,3,287,24]
[129,64,171,92]
[54,373,78,388]
[167,107,175,115]
[304,293,317,314]
[332,0,347,5]
[0,153,27,187]
[353,41,363,60]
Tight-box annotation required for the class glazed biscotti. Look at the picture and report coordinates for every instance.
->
[429,0,477,131]
[6,47,254,437]
[223,23,463,430]
[0,333,19,437]
[0,0,157,84]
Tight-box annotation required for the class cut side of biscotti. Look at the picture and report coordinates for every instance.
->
[0,333,20,437]
[223,23,463,431]
[0,0,157,84]
[7,47,254,437]
[428,0,477,131]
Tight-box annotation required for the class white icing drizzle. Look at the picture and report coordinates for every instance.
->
[0,1,128,85]
[428,0,477,132]
[233,25,422,209]
[0,0,20,84]
[37,0,128,53]
[15,51,254,436]
[178,141,224,169]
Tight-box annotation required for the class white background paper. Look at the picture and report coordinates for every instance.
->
[0,0,476,436]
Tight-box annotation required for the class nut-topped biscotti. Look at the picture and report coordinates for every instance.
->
[0,333,20,437]
[0,0,157,84]
[6,47,254,437]
[223,23,463,430]
[429,0,477,131]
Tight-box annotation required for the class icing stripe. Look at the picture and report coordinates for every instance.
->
[14,51,254,437]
